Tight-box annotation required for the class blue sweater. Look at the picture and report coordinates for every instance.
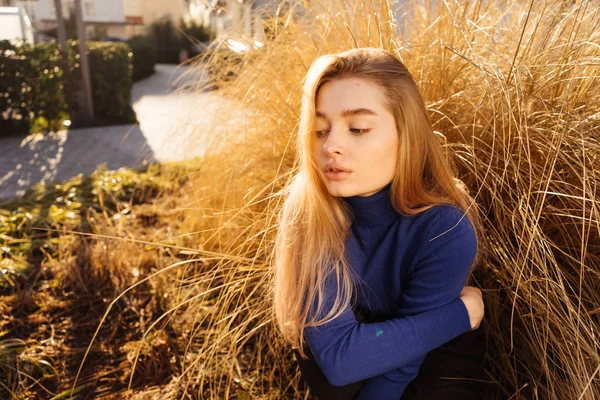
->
[303,182,478,399]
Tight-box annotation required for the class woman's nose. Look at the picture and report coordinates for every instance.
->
[322,127,344,156]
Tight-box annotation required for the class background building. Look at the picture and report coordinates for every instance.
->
[6,0,191,41]
[2,0,290,42]
[11,0,127,40]
[124,0,190,38]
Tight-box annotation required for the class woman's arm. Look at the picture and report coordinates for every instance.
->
[354,206,481,398]
[355,358,425,400]
[303,206,478,388]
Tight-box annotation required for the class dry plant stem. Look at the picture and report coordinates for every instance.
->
[7,0,590,399]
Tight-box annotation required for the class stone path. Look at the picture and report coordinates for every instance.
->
[0,63,239,201]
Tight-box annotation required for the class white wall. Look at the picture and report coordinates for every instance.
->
[123,0,141,17]
[20,0,125,22]
[87,0,125,22]
[0,7,35,43]
[18,0,199,40]
[130,0,187,26]
[13,0,40,20]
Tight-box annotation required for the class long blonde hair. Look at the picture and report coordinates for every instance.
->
[273,47,483,358]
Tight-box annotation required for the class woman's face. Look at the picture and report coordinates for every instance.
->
[312,77,399,198]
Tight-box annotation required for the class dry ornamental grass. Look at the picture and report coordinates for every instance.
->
[1,0,599,399]
[161,0,599,398]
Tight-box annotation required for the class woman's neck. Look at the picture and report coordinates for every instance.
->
[341,182,396,227]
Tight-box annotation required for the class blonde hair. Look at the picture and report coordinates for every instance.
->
[273,47,483,358]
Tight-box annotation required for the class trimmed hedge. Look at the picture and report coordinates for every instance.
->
[149,17,181,64]
[148,17,215,64]
[0,39,137,136]
[64,41,136,126]
[127,35,157,82]
[0,40,67,135]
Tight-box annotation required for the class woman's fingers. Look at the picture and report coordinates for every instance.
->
[460,286,485,330]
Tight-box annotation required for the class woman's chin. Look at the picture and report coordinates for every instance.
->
[324,182,355,197]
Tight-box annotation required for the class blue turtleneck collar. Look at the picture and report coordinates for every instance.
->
[342,182,397,227]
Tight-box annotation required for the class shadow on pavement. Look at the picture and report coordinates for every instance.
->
[0,124,155,201]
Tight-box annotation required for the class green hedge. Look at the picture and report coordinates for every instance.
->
[63,41,136,126]
[127,35,157,82]
[0,40,67,135]
[0,39,137,137]
[148,17,215,64]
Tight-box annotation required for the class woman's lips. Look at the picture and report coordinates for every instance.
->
[325,170,352,180]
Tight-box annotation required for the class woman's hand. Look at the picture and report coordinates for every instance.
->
[459,286,484,330]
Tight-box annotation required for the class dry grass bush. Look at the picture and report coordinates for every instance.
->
[127,0,600,399]
[0,164,199,399]
[44,0,598,399]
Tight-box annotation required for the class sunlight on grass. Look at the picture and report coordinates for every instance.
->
[1,0,599,399]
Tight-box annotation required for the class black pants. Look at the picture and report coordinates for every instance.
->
[294,321,488,400]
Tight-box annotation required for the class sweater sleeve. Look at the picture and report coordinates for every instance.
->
[355,357,425,400]
[354,205,479,398]
[303,207,477,387]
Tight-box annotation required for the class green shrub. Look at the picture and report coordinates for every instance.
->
[0,39,136,136]
[180,19,214,57]
[127,35,157,82]
[149,17,181,64]
[0,40,68,136]
[148,17,215,64]
[63,40,137,126]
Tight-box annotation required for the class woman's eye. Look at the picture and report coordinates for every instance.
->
[350,128,371,135]
[315,128,371,137]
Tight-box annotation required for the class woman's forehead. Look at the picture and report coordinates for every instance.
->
[315,78,389,118]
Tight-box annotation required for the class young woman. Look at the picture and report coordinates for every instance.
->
[273,47,487,400]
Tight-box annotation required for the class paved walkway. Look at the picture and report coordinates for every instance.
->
[0,64,240,201]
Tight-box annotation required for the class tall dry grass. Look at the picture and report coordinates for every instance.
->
[69,0,600,398]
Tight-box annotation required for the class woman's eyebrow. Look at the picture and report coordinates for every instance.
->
[315,108,378,118]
